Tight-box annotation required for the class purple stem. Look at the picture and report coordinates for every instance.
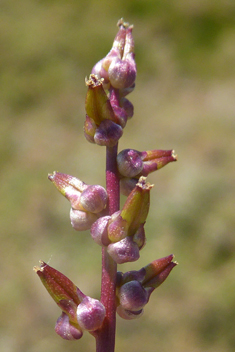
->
[96,144,120,352]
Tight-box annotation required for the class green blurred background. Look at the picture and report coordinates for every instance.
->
[1,0,235,351]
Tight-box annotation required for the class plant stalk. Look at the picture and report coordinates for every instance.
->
[96,144,119,352]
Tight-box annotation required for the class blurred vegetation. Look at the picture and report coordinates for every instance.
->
[1,0,235,351]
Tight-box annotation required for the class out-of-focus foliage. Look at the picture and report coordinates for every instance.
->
[1,1,235,351]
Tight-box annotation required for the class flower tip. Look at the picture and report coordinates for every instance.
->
[171,150,178,161]
[33,260,45,273]
[136,176,154,191]
[48,172,54,181]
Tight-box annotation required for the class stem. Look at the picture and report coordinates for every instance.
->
[96,144,119,352]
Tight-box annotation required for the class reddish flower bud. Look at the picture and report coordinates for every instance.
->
[118,280,149,311]
[90,215,111,246]
[70,208,99,231]
[91,19,136,91]
[80,185,107,214]
[120,176,153,236]
[34,261,85,325]
[117,149,143,178]
[94,119,123,147]
[117,149,177,179]
[49,172,107,231]
[55,312,83,340]
[76,296,106,331]
[107,211,129,242]
[107,236,140,264]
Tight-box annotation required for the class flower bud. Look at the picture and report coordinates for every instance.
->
[90,215,111,246]
[48,172,87,210]
[107,211,129,242]
[118,280,149,311]
[120,176,153,236]
[55,312,83,340]
[85,74,116,125]
[70,208,99,231]
[107,236,140,264]
[108,24,136,89]
[116,305,143,320]
[117,149,177,179]
[94,119,123,147]
[80,185,107,214]
[117,149,143,177]
[33,261,85,325]
[76,296,106,331]
[91,19,136,91]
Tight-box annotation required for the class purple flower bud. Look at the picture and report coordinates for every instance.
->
[108,24,136,89]
[118,280,149,311]
[117,149,143,178]
[107,211,129,242]
[34,261,86,333]
[108,57,136,90]
[90,215,111,246]
[76,296,106,331]
[55,312,83,340]
[80,185,107,214]
[107,236,139,264]
[70,208,99,231]
[116,305,143,320]
[91,19,136,91]
[94,119,123,147]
